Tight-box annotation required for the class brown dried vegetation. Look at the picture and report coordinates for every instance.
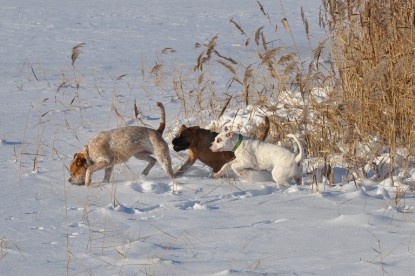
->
[168,0,415,181]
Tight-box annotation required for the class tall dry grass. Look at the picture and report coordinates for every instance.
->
[321,0,415,178]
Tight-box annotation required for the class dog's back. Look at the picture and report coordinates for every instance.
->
[231,134,303,185]
[88,127,157,163]
[236,139,293,170]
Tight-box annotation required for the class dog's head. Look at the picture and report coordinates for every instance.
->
[210,128,235,152]
[68,152,88,185]
[172,125,199,152]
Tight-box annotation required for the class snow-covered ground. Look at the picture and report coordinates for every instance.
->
[1,0,415,275]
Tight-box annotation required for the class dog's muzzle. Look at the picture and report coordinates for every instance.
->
[172,137,191,152]
[68,177,85,186]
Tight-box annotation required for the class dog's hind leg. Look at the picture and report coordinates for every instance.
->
[293,175,302,185]
[292,163,303,185]
[271,168,290,188]
[153,142,174,179]
[135,153,156,176]
[103,166,113,182]
[175,152,196,177]
[158,157,174,179]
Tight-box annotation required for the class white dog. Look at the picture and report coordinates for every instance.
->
[210,129,304,187]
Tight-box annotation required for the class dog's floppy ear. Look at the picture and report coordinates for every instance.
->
[76,156,87,167]
[176,125,187,136]
[223,125,233,136]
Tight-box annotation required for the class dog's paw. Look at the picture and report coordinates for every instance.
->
[85,177,92,186]
[278,183,290,189]
[141,170,150,176]
[174,171,184,178]
[212,172,221,179]
[234,169,246,177]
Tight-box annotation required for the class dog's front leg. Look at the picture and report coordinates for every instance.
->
[231,162,248,177]
[85,160,109,186]
[175,154,196,177]
[213,161,233,179]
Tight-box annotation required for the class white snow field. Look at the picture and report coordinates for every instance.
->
[1,0,415,275]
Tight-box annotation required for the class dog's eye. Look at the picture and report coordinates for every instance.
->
[217,138,222,143]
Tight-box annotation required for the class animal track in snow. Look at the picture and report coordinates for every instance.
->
[129,181,171,194]
[5,216,18,221]
[175,200,218,210]
[30,226,45,230]
[69,222,84,228]
[62,232,79,239]
[107,203,140,214]
[106,203,161,214]
[223,186,279,201]
[67,207,85,211]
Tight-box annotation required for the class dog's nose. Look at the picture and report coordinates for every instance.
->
[68,177,73,183]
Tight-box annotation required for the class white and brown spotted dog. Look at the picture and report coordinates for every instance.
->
[68,102,174,186]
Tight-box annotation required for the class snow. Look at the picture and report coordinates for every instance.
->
[1,0,415,275]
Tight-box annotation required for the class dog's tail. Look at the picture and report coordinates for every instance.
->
[287,134,304,164]
[257,116,270,142]
[156,102,166,134]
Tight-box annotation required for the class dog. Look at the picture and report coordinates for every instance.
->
[172,117,269,176]
[210,128,304,187]
[68,102,174,186]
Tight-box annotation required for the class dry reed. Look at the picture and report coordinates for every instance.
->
[321,0,415,175]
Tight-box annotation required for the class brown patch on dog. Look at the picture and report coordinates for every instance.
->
[68,153,88,185]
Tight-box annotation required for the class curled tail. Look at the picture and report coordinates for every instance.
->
[257,116,270,142]
[286,134,304,164]
[156,102,166,134]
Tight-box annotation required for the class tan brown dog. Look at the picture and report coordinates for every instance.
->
[69,102,174,186]
[172,117,270,176]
